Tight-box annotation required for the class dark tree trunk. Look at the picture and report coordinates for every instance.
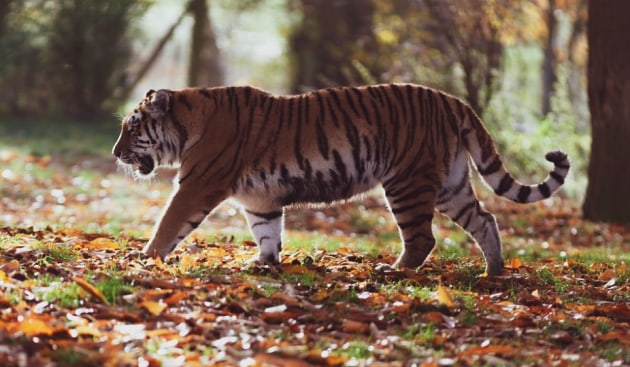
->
[288,0,379,93]
[541,0,558,116]
[582,0,630,223]
[187,0,223,87]
[0,0,11,38]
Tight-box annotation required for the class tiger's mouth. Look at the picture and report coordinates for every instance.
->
[135,155,155,176]
[117,154,155,177]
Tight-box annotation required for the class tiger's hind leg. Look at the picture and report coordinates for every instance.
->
[243,208,284,264]
[436,169,504,276]
[384,176,440,270]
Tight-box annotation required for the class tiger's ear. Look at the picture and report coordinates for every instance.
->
[147,89,171,117]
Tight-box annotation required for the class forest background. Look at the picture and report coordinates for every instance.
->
[1,1,629,366]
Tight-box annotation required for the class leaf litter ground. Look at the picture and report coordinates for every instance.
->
[0,149,629,366]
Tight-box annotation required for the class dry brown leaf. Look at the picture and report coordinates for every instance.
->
[79,237,119,250]
[0,270,10,284]
[13,317,54,337]
[310,289,329,302]
[340,319,370,334]
[71,325,102,338]
[0,260,20,274]
[140,300,168,316]
[459,345,516,357]
[599,331,630,345]
[437,284,454,307]
[506,257,523,269]
[73,276,107,304]
[164,291,187,306]
[282,264,318,277]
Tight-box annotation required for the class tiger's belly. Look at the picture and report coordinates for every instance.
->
[233,165,379,209]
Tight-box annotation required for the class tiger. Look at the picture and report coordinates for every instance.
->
[112,83,570,276]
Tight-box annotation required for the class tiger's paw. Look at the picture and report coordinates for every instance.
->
[484,257,505,277]
[141,243,172,261]
[393,253,427,270]
[243,254,281,273]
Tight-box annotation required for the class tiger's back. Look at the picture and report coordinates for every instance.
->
[113,83,569,275]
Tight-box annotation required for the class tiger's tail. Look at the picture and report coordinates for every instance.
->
[463,109,570,203]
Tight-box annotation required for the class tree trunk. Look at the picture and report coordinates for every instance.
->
[541,0,558,116]
[187,0,223,87]
[0,0,11,38]
[288,0,378,93]
[582,0,630,223]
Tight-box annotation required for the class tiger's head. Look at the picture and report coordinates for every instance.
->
[113,89,186,178]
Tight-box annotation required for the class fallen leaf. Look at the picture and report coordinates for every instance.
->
[340,319,370,334]
[531,289,540,298]
[70,324,102,338]
[79,237,119,250]
[73,276,107,304]
[13,317,54,337]
[506,257,523,269]
[437,284,454,307]
[0,270,10,284]
[0,260,20,274]
[459,345,516,357]
[310,289,329,302]
[140,300,168,316]
[282,264,318,277]
[164,291,187,306]
[599,331,630,345]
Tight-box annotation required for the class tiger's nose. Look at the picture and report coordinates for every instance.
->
[112,129,128,158]
[112,142,122,158]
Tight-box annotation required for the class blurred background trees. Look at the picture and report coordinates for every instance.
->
[0,0,151,120]
[2,0,625,222]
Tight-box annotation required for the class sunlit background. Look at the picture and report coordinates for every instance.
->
[0,0,590,235]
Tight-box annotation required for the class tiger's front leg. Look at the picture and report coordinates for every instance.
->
[243,208,284,264]
[143,184,227,259]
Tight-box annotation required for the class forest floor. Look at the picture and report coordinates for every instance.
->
[0,123,629,366]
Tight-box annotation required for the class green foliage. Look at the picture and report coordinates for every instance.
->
[96,275,135,305]
[0,1,151,119]
[50,347,90,366]
[403,323,436,345]
[485,46,589,200]
[36,277,83,308]
[0,117,117,160]
[337,340,371,360]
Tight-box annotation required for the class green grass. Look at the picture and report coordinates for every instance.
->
[279,271,318,287]
[536,266,571,293]
[96,275,136,305]
[256,281,282,297]
[284,232,394,260]
[50,347,91,366]
[572,247,630,266]
[40,243,77,263]
[402,323,437,345]
[0,118,118,160]
[35,277,83,308]
[337,340,372,360]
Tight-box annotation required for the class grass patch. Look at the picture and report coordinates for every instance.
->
[50,347,92,366]
[402,323,437,345]
[0,118,118,160]
[337,340,372,360]
[96,276,135,305]
[35,277,83,308]
[536,266,572,293]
